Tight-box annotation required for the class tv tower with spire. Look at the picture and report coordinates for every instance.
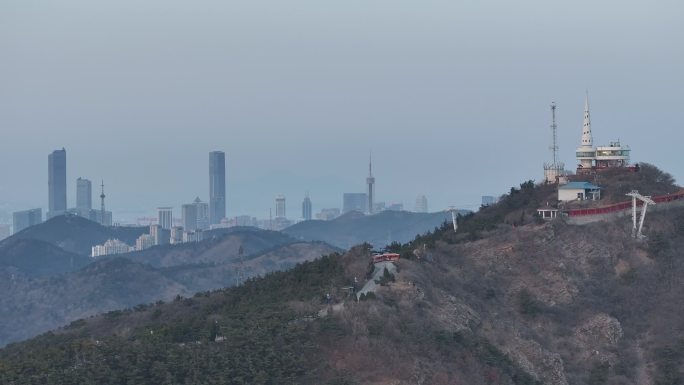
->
[366,152,375,214]
[99,180,107,226]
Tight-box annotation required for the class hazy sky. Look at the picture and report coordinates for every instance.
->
[1,0,682,222]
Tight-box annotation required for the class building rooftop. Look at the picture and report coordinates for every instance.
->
[559,181,600,190]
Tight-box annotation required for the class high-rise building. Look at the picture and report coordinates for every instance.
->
[302,194,312,221]
[13,208,42,234]
[182,203,198,231]
[343,193,367,214]
[367,154,375,214]
[48,148,67,218]
[415,195,428,213]
[76,178,92,211]
[209,151,226,225]
[193,197,209,230]
[275,195,286,218]
[157,207,173,230]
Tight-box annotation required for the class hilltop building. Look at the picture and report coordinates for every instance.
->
[575,95,631,174]
[183,229,204,243]
[343,193,367,214]
[194,197,209,230]
[316,208,340,220]
[302,194,312,221]
[13,208,42,234]
[482,196,498,206]
[150,224,170,245]
[135,233,155,251]
[275,195,286,218]
[48,148,67,219]
[386,203,404,211]
[91,238,132,257]
[209,151,226,225]
[170,226,184,244]
[76,178,92,211]
[415,195,428,213]
[558,181,601,202]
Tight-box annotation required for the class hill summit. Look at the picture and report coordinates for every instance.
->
[2,165,683,384]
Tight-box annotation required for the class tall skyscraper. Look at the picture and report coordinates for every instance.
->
[415,195,428,213]
[302,194,312,221]
[182,203,198,231]
[209,151,226,225]
[366,153,375,214]
[157,207,173,230]
[48,148,67,218]
[275,195,286,218]
[13,208,43,234]
[76,177,92,211]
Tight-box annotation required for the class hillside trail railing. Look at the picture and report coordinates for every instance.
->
[563,190,684,217]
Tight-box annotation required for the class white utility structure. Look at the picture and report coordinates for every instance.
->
[625,190,656,239]
[446,207,459,233]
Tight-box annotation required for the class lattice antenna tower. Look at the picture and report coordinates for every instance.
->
[550,102,558,166]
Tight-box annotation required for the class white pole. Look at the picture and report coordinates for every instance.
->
[637,202,650,239]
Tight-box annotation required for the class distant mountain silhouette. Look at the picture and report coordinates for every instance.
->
[123,227,300,268]
[2,215,146,256]
[284,210,469,249]
[0,238,91,278]
[0,225,339,346]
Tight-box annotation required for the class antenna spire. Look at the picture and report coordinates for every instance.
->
[551,102,558,165]
[368,151,372,177]
[582,92,593,147]
[100,180,106,226]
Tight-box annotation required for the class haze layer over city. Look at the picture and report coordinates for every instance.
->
[1,0,682,223]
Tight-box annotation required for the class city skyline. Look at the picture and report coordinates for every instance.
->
[1,1,682,223]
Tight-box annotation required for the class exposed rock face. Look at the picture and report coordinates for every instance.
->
[576,313,624,346]
[435,293,481,332]
[506,335,569,385]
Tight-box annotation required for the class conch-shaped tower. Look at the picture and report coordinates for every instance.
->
[575,94,596,169]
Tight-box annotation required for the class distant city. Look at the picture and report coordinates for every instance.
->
[1,148,474,247]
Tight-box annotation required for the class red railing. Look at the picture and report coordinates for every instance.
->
[564,190,684,217]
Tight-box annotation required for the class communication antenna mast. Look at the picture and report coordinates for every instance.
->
[550,102,558,166]
[543,102,565,184]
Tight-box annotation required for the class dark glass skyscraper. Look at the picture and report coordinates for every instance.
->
[209,151,226,225]
[48,148,67,218]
